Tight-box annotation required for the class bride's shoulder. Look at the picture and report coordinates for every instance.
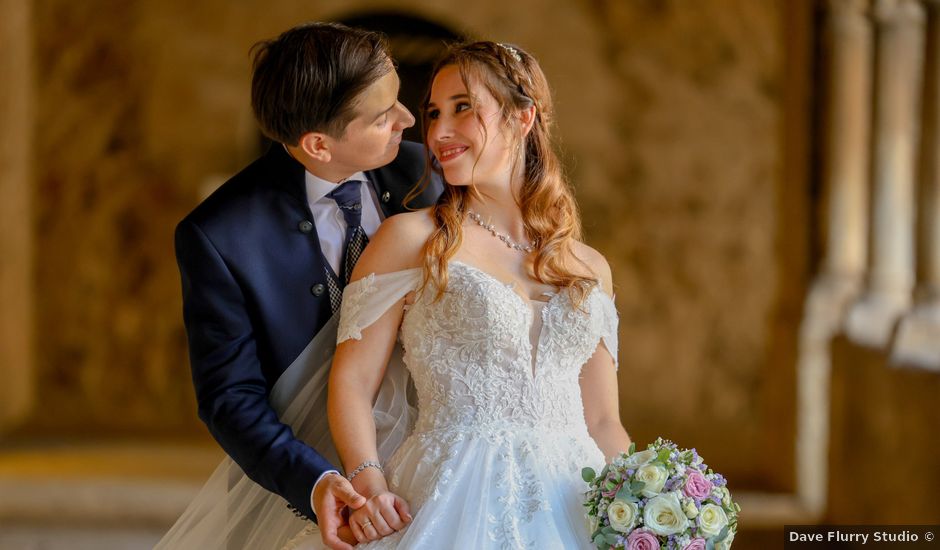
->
[569,241,614,296]
[381,208,436,235]
[351,209,435,278]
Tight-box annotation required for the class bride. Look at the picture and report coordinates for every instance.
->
[286,40,632,549]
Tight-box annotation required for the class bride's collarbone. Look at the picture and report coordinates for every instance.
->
[450,253,555,303]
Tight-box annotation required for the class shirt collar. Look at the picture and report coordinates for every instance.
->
[304,170,369,204]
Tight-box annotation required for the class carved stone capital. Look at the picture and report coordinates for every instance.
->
[845,290,911,348]
[890,303,940,370]
[825,0,870,16]
[873,0,926,26]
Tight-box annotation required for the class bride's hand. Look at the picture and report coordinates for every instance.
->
[348,491,413,543]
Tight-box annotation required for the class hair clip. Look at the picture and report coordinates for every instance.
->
[497,42,522,63]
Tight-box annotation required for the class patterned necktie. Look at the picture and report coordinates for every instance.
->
[326,179,370,287]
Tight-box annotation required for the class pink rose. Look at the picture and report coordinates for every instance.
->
[682,471,713,499]
[626,529,660,550]
[683,538,706,550]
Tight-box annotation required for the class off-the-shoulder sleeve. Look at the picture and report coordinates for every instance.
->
[598,293,620,370]
[337,268,423,343]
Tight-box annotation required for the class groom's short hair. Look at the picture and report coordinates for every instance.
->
[250,22,391,145]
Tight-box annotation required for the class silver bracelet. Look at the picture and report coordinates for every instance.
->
[346,460,383,481]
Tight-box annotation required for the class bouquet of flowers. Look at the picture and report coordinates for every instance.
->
[582,438,740,550]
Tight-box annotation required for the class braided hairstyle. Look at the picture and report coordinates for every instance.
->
[406,41,596,305]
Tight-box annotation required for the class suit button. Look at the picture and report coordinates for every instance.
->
[310,284,325,296]
[298,220,313,233]
[381,191,391,203]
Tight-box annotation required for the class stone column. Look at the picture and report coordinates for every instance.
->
[0,0,34,430]
[819,0,875,295]
[845,0,925,347]
[892,0,940,369]
[795,0,874,517]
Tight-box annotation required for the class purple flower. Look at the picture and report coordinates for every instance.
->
[626,529,661,550]
[682,538,706,550]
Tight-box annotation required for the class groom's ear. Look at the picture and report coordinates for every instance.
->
[298,132,332,163]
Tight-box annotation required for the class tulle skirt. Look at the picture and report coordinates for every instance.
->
[284,423,604,550]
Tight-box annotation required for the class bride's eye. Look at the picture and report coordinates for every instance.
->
[426,108,440,120]
[455,102,471,113]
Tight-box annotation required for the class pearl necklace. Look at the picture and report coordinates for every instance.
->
[466,210,534,253]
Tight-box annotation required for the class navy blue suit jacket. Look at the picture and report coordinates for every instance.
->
[175,141,440,520]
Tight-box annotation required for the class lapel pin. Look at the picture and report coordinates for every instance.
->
[381,191,391,203]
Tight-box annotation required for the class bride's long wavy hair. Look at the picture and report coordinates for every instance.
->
[405,41,596,305]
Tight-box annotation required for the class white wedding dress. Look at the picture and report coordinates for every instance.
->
[283,261,619,550]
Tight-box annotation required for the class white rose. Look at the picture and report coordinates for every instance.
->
[715,529,735,550]
[623,449,658,468]
[682,497,699,519]
[606,499,639,533]
[635,463,668,497]
[698,503,729,538]
[643,492,690,536]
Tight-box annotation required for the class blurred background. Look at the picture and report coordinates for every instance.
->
[1,0,938,548]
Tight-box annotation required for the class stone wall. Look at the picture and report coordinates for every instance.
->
[20,0,794,492]
[577,1,796,489]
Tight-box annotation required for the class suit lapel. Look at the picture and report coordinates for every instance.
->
[365,169,395,218]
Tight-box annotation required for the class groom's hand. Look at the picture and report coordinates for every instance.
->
[313,473,367,550]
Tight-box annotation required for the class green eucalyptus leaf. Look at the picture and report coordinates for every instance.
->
[628,442,637,455]
[615,485,638,502]
[605,533,621,545]
[630,480,646,493]
[582,467,597,483]
[716,525,729,542]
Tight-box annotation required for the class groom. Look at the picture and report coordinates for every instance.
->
[175,22,440,549]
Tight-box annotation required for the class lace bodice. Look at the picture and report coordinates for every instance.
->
[339,261,619,438]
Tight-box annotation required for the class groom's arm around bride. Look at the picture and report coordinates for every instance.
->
[174,21,439,550]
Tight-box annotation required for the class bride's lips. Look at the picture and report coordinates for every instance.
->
[436,144,469,163]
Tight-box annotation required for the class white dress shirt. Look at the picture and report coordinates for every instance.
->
[305,170,384,275]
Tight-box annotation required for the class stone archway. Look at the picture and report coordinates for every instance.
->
[318,0,621,199]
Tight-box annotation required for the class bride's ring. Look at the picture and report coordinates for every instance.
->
[361,519,373,528]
